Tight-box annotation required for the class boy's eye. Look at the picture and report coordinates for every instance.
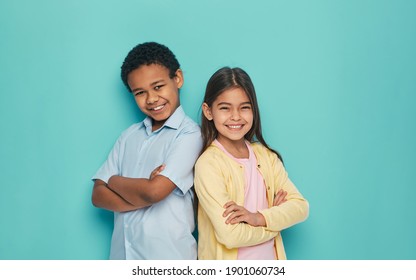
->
[154,85,164,90]
[134,91,145,96]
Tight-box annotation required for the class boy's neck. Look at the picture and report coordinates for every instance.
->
[152,120,165,131]
[150,105,180,131]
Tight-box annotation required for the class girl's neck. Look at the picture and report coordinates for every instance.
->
[216,136,249,159]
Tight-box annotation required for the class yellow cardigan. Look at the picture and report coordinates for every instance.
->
[194,142,309,260]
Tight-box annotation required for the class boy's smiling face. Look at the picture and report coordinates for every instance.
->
[127,64,183,131]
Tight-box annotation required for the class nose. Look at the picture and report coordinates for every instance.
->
[230,108,241,121]
[146,91,159,104]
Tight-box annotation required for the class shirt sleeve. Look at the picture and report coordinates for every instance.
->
[194,153,279,249]
[91,134,123,184]
[258,153,309,232]
[159,125,202,196]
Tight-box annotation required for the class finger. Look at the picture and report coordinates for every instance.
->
[223,201,236,208]
[228,211,253,225]
[273,190,287,206]
[150,164,166,178]
[273,190,282,205]
[229,214,247,225]
[228,216,241,225]
[155,164,166,173]
[280,191,288,204]
[277,191,288,205]
[225,206,251,224]
[273,189,283,199]
[274,194,284,206]
[223,204,242,217]
[225,210,244,224]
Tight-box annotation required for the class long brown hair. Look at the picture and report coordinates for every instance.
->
[200,67,283,162]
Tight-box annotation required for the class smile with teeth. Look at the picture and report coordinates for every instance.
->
[150,104,165,111]
[226,124,244,129]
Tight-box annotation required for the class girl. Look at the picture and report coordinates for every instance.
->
[194,67,309,260]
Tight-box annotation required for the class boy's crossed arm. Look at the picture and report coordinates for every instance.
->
[107,172,175,207]
[92,180,139,212]
[92,165,175,212]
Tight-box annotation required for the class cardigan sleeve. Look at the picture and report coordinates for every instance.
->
[258,152,309,232]
[194,153,278,249]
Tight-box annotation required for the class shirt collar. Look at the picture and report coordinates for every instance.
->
[143,105,185,134]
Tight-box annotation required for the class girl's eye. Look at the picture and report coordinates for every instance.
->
[241,106,252,110]
[154,85,164,90]
[219,107,229,111]
[135,91,145,96]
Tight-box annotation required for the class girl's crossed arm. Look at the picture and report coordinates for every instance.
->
[223,189,288,226]
[195,156,279,249]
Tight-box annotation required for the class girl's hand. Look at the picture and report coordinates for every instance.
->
[273,189,287,206]
[223,201,266,227]
[149,164,165,180]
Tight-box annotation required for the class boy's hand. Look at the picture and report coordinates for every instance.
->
[223,201,266,227]
[149,164,165,180]
[273,189,287,207]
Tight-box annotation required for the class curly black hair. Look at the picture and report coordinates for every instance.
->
[120,42,180,91]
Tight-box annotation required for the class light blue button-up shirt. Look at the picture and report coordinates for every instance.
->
[93,106,202,259]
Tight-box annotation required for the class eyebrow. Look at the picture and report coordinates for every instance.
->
[150,79,165,86]
[217,101,251,106]
[131,79,165,92]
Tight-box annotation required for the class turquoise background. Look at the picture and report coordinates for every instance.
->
[1,0,415,260]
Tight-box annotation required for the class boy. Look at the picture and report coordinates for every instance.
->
[91,42,202,259]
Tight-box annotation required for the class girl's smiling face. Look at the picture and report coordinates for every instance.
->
[202,87,253,147]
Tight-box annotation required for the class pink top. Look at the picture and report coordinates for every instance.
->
[214,140,276,260]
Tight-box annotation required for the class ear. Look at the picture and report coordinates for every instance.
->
[174,69,184,89]
[202,102,213,121]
